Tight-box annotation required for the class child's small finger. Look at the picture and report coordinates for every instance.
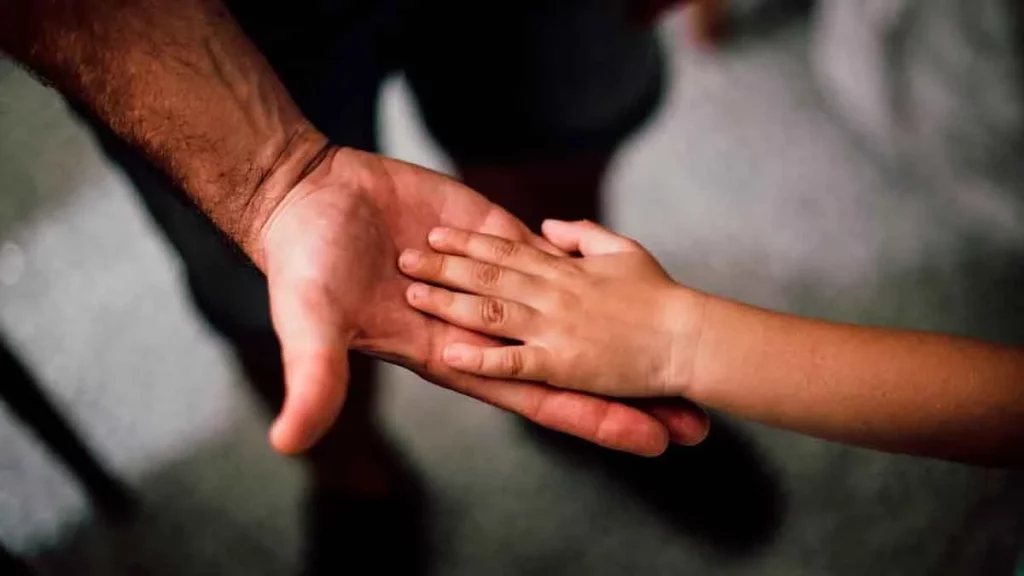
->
[406,283,536,340]
[399,249,539,300]
[428,227,560,275]
[541,219,640,256]
[443,343,548,381]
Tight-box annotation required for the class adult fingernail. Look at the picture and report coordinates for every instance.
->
[678,410,711,447]
[428,227,449,245]
[399,249,422,269]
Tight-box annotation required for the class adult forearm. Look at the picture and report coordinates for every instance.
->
[687,293,1024,466]
[0,0,328,263]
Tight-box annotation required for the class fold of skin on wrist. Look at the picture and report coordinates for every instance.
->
[660,283,710,399]
[246,131,333,268]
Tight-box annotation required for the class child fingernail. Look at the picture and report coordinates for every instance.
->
[399,249,422,269]
[407,283,429,301]
[428,227,449,245]
[443,344,466,364]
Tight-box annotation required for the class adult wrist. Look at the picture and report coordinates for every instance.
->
[238,125,333,268]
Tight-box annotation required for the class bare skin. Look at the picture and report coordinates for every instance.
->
[260,149,711,455]
[632,0,726,48]
[400,220,1024,467]
[397,222,702,399]
[0,0,711,456]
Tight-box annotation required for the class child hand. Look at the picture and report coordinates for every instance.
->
[397,220,707,399]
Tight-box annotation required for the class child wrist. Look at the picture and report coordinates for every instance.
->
[659,284,709,399]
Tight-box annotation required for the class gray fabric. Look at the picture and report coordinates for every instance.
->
[0,58,14,83]
[814,0,1024,237]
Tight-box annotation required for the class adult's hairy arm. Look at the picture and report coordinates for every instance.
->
[0,0,326,264]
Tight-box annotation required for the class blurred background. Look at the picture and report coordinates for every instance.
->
[2,1,1023,574]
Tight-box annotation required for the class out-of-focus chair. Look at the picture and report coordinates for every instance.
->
[0,332,136,573]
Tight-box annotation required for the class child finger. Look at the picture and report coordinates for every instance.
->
[406,283,537,341]
[540,219,642,256]
[399,249,540,301]
[428,227,561,276]
[442,343,549,382]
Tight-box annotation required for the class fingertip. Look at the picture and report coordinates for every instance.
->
[398,249,423,271]
[269,390,336,455]
[647,402,712,447]
[632,425,670,458]
[645,425,671,457]
[540,220,577,254]
[271,349,349,457]
[268,417,309,456]
[406,282,429,304]
[269,404,335,457]
[428,227,450,246]
[646,436,670,457]
[674,408,711,447]
[597,403,671,457]
[540,219,568,235]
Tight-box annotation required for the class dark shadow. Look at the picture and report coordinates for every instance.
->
[204,336,435,576]
[19,412,782,575]
[936,236,1024,346]
[0,57,17,82]
[300,434,433,576]
[22,426,434,576]
[522,412,785,557]
[930,469,1024,576]
[0,330,138,574]
[27,439,301,576]
[0,332,137,521]
[1,543,36,576]
[716,0,816,50]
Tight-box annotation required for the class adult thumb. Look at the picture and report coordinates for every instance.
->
[267,284,353,455]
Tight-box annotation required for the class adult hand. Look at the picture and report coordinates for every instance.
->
[257,148,710,456]
[630,0,725,48]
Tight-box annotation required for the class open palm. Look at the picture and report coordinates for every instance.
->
[261,148,708,455]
